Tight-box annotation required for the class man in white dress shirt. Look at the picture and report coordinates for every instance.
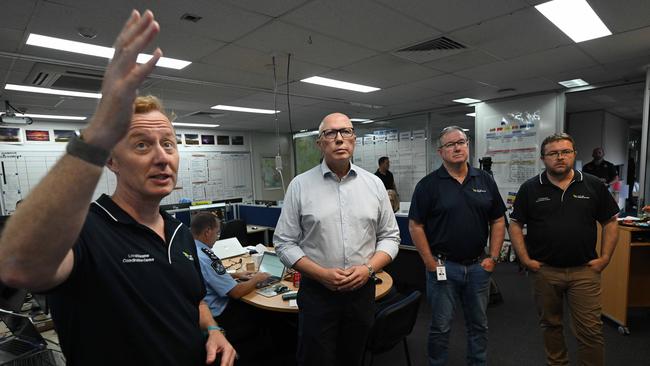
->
[274,112,400,366]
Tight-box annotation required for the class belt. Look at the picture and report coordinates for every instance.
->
[434,254,482,265]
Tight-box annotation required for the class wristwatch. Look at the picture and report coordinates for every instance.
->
[66,131,110,167]
[365,264,375,278]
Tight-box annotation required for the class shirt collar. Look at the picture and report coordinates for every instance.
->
[93,194,176,225]
[436,163,480,179]
[194,239,211,250]
[539,169,583,185]
[320,159,358,179]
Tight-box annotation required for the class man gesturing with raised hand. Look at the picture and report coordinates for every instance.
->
[0,10,235,366]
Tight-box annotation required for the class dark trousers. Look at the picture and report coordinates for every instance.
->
[296,277,375,366]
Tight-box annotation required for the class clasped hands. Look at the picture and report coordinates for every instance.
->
[319,265,370,292]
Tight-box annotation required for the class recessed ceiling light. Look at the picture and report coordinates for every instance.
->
[26,33,191,70]
[462,128,470,132]
[5,84,101,98]
[172,122,219,128]
[211,105,279,114]
[453,98,481,104]
[558,78,589,88]
[535,0,611,43]
[466,113,476,117]
[301,76,380,93]
[17,113,86,120]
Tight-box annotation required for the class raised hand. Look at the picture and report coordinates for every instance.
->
[84,9,162,150]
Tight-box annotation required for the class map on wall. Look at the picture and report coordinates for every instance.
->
[294,134,321,174]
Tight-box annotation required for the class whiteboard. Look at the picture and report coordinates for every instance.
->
[0,148,253,215]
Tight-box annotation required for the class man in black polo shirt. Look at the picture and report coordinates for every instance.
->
[509,133,619,366]
[409,126,506,366]
[0,10,235,366]
[583,147,618,185]
[375,156,396,190]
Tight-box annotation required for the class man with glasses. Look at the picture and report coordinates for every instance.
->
[509,133,619,366]
[274,113,400,366]
[192,212,270,362]
[409,125,506,366]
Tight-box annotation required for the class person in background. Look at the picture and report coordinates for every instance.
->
[274,113,400,366]
[509,133,619,366]
[192,212,270,355]
[375,156,396,190]
[0,10,234,366]
[583,147,618,185]
[409,125,506,366]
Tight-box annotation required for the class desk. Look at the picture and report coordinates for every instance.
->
[240,271,393,313]
[246,224,273,245]
[599,225,650,334]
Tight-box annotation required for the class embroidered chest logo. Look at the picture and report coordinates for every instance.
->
[182,251,195,261]
[535,197,551,203]
[122,253,154,264]
[573,194,590,200]
[472,188,487,193]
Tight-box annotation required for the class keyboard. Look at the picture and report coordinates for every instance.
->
[0,338,33,355]
[255,276,280,288]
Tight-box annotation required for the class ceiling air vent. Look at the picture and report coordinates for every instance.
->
[25,63,152,93]
[392,36,468,64]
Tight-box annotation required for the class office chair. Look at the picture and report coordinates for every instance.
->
[362,290,422,366]
[220,219,248,246]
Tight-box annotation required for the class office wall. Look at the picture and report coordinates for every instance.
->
[249,132,294,202]
[568,110,629,166]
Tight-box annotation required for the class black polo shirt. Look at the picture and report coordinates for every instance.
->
[48,194,207,365]
[409,164,506,261]
[510,170,620,267]
[583,159,617,183]
[375,170,396,190]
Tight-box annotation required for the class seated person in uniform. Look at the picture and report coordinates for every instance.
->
[191,213,270,349]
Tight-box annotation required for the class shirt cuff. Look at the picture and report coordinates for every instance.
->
[277,245,307,268]
[376,240,400,260]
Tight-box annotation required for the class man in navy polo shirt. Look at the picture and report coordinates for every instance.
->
[0,10,235,366]
[509,133,619,366]
[409,126,506,366]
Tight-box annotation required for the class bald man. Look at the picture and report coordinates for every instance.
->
[274,113,400,366]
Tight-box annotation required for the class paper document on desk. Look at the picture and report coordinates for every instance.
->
[289,300,298,307]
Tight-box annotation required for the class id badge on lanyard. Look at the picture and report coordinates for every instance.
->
[436,258,447,281]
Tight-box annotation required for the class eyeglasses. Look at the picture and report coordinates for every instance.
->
[543,149,575,159]
[440,139,469,150]
[319,128,355,140]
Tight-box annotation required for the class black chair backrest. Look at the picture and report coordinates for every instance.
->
[367,290,422,352]
[220,219,248,246]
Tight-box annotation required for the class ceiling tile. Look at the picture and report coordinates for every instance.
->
[375,0,530,32]
[329,54,443,89]
[449,7,572,59]
[236,21,377,69]
[221,0,309,17]
[579,27,650,64]
[589,0,650,33]
[282,0,439,52]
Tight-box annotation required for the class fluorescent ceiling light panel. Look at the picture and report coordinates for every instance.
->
[301,76,380,93]
[5,84,101,98]
[361,120,375,124]
[17,113,86,120]
[26,34,191,70]
[535,0,612,43]
[453,98,481,104]
[351,118,373,123]
[211,105,279,114]
[172,122,219,128]
[558,78,589,88]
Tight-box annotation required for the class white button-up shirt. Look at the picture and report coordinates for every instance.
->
[274,160,400,269]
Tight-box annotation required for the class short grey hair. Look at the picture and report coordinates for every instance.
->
[438,126,468,147]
